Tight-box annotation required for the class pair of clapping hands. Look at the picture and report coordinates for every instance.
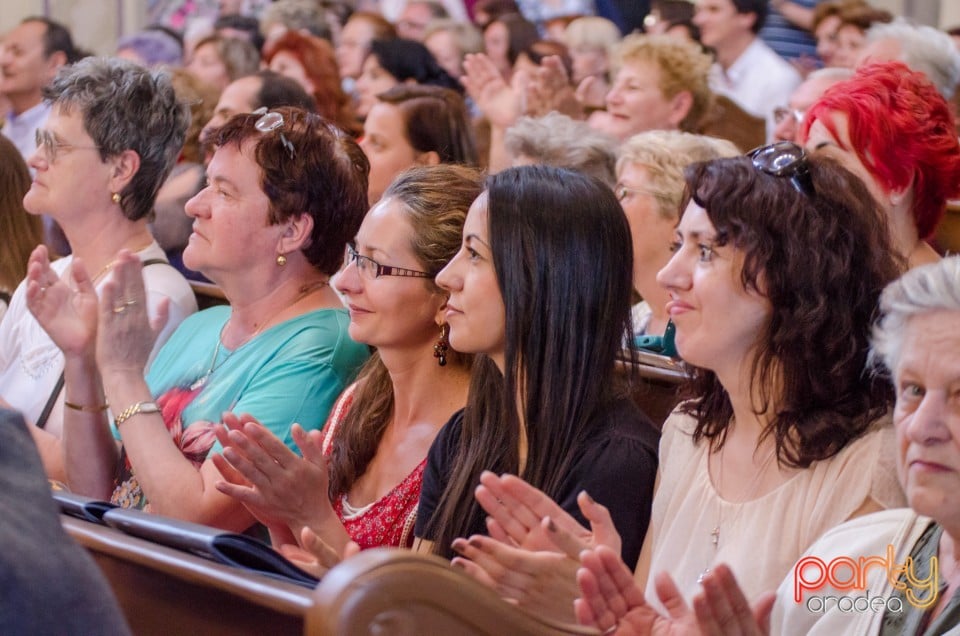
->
[25,246,165,375]
[450,472,776,635]
[461,53,584,129]
[211,415,360,577]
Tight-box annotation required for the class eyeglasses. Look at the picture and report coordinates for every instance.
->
[34,128,100,163]
[616,185,656,203]
[773,106,805,126]
[253,108,296,159]
[747,141,815,198]
[346,244,432,280]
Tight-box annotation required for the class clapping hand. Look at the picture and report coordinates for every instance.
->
[213,415,332,540]
[25,245,99,358]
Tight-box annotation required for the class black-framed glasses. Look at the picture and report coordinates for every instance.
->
[253,108,296,159]
[747,141,814,198]
[34,128,100,163]
[346,244,432,280]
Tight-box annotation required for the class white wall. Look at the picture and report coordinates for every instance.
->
[1,0,144,55]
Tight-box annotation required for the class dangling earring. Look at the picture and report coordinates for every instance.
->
[433,323,449,367]
[276,253,287,266]
[111,192,121,204]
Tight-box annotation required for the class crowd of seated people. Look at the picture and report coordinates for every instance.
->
[2,1,960,633]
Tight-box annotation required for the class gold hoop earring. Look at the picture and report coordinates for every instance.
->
[433,323,449,367]
[276,253,287,267]
[111,192,121,204]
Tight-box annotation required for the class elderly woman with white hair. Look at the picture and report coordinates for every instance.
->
[576,256,960,636]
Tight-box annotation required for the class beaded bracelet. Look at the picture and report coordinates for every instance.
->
[64,400,109,413]
[114,400,160,427]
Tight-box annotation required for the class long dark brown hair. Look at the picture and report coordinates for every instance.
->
[425,166,635,557]
[679,154,901,467]
[0,136,42,294]
[327,165,482,499]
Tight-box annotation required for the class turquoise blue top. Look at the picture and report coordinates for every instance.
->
[113,305,369,454]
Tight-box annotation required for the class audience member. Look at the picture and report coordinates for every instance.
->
[264,31,359,135]
[857,18,960,99]
[0,135,42,321]
[0,57,196,450]
[811,0,842,64]
[563,16,622,111]
[504,112,618,187]
[199,70,318,162]
[0,17,79,161]
[424,19,484,79]
[803,62,960,268]
[186,34,260,92]
[481,13,539,81]
[593,34,713,141]
[694,0,801,130]
[771,66,851,143]
[213,13,266,53]
[336,11,397,82]
[354,38,462,120]
[586,257,960,635]
[830,3,892,68]
[644,0,700,40]
[472,0,522,30]
[115,28,184,67]
[615,131,738,340]
[28,106,370,531]
[765,256,960,635]
[398,0,450,41]
[361,84,478,205]
[214,165,482,570]
[416,166,660,583]
[259,0,334,45]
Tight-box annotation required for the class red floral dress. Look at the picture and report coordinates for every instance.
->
[322,384,425,549]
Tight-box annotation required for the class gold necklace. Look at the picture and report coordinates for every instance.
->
[698,440,778,583]
[88,239,157,284]
[190,279,329,391]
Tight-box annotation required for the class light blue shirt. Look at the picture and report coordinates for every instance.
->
[1,100,50,164]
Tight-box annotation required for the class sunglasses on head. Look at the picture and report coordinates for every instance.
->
[747,141,815,198]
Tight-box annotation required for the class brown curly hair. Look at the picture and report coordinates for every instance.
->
[680,153,902,467]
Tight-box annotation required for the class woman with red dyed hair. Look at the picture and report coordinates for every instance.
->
[802,61,960,269]
[265,31,361,136]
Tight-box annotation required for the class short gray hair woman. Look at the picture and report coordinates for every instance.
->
[1,56,197,468]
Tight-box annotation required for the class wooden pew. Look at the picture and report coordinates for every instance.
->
[617,350,687,429]
[62,516,323,635]
[314,548,599,636]
[64,518,600,635]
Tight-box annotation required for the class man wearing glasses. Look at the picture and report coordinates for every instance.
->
[772,66,851,143]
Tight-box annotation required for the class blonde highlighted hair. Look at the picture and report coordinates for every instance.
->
[616,130,739,219]
[613,34,713,132]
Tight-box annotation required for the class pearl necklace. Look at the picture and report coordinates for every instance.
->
[189,279,329,391]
